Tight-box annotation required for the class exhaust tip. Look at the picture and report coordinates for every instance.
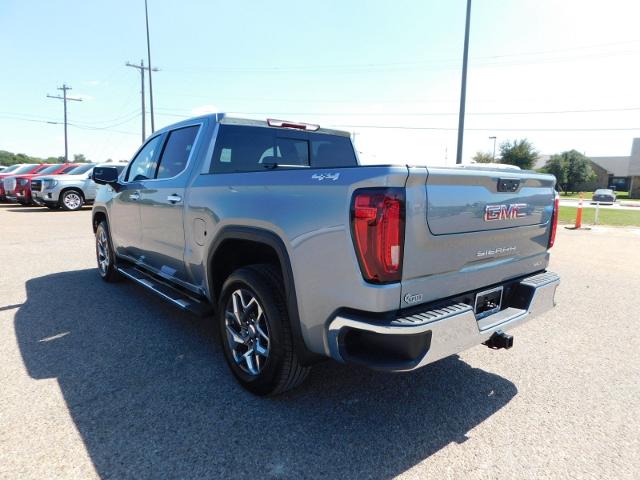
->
[484,330,514,350]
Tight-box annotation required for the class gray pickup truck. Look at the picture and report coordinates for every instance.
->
[92,114,560,395]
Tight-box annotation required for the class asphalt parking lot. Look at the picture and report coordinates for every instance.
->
[1,204,639,480]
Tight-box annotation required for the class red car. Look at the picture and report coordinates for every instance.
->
[0,164,41,201]
[3,164,79,205]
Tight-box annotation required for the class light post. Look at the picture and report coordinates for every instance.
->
[489,136,497,160]
[455,0,472,164]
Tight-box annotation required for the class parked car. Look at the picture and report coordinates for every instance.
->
[92,114,560,395]
[4,163,79,205]
[0,166,7,173]
[0,164,43,201]
[591,188,616,204]
[32,163,125,211]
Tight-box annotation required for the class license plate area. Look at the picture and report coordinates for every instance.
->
[474,286,503,320]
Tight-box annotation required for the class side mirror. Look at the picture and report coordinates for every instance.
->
[92,166,121,188]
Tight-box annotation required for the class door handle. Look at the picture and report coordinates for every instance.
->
[167,194,182,204]
[130,191,140,201]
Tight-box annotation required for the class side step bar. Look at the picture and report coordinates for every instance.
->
[116,265,213,318]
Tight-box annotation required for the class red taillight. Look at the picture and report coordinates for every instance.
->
[351,188,405,283]
[549,194,559,248]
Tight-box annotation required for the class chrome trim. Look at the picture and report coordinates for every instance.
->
[116,267,191,310]
[327,271,560,371]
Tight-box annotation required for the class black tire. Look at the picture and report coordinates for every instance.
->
[60,190,84,211]
[218,264,310,396]
[95,220,120,282]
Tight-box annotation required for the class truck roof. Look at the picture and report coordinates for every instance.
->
[155,113,352,138]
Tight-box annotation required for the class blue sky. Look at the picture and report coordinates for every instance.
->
[1,0,639,164]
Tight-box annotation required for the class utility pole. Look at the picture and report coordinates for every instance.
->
[144,0,156,133]
[489,136,497,160]
[126,60,158,142]
[47,84,82,162]
[455,0,472,164]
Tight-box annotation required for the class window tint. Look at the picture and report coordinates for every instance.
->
[37,164,63,175]
[126,136,162,182]
[211,126,275,173]
[156,126,199,179]
[310,135,357,168]
[210,125,355,173]
[60,165,79,174]
[68,164,96,175]
[11,165,38,174]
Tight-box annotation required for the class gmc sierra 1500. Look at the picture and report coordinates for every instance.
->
[92,114,560,395]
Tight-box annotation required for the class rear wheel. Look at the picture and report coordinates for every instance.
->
[218,265,310,396]
[95,220,120,282]
[60,190,84,211]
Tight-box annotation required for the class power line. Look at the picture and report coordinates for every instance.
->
[0,115,139,136]
[46,84,82,162]
[331,124,640,132]
[161,39,640,73]
[154,106,640,117]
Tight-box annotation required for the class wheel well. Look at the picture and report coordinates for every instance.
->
[210,239,282,302]
[60,187,85,200]
[92,211,107,233]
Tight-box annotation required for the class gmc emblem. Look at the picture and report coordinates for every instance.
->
[484,203,528,221]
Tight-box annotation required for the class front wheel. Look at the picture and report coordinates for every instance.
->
[60,190,84,211]
[95,221,120,282]
[218,265,310,396]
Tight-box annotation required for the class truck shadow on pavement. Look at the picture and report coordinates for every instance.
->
[15,269,518,480]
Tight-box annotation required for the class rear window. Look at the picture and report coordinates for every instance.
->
[210,125,356,173]
[37,164,63,175]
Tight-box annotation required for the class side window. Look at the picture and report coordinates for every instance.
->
[211,126,274,173]
[211,125,310,173]
[156,125,200,179]
[125,136,162,182]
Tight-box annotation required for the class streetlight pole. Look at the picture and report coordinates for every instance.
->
[144,0,156,133]
[489,136,497,160]
[455,0,472,164]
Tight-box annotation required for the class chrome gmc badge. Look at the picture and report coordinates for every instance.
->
[484,203,528,221]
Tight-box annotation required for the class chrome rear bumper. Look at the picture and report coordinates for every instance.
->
[327,271,560,371]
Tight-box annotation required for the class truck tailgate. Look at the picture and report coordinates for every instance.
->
[401,166,556,309]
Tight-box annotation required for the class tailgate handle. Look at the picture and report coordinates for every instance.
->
[498,178,520,192]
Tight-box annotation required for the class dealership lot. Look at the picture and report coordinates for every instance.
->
[1,204,638,480]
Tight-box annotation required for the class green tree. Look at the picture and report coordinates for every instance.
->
[499,139,538,170]
[543,150,594,193]
[472,151,494,163]
[543,155,567,191]
[564,150,594,193]
[73,153,89,163]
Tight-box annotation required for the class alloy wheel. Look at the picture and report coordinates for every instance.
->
[224,289,271,376]
[64,192,82,210]
[96,227,110,275]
